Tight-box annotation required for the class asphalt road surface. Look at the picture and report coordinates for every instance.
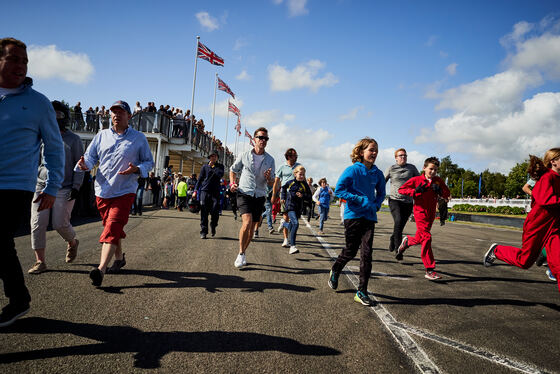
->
[1,207,559,373]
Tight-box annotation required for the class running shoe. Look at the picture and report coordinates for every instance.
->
[200,233,207,239]
[318,230,325,235]
[354,290,374,306]
[483,243,498,267]
[328,269,339,290]
[0,303,30,328]
[65,239,79,263]
[211,227,216,237]
[546,268,557,281]
[253,230,259,239]
[289,245,299,254]
[395,237,408,261]
[268,227,274,234]
[425,270,442,280]
[28,261,47,274]
[89,268,104,287]
[282,238,289,248]
[234,253,246,268]
[106,254,126,274]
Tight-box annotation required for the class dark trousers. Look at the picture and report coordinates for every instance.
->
[0,190,33,306]
[389,199,414,251]
[132,187,144,214]
[332,218,375,292]
[152,187,160,206]
[200,191,220,235]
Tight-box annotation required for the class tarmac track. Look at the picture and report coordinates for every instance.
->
[1,207,559,373]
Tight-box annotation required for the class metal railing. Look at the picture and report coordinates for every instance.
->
[69,111,234,168]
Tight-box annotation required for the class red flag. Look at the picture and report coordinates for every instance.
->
[244,129,252,139]
[197,42,224,66]
[235,117,241,135]
[229,101,241,117]
[218,77,235,99]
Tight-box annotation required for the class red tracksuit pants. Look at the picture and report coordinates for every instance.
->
[494,222,560,292]
[404,208,436,270]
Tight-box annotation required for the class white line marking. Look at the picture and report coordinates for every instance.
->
[303,219,441,374]
[347,266,410,281]
[304,219,550,374]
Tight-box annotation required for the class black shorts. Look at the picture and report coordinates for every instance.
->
[237,193,266,222]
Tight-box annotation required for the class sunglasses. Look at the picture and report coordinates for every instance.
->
[255,136,269,141]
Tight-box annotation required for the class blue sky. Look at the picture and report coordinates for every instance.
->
[3,0,560,185]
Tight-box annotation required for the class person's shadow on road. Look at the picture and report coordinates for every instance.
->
[0,317,340,368]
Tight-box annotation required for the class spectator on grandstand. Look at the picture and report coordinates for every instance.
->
[134,101,142,113]
[74,101,84,130]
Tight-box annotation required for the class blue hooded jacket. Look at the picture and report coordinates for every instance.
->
[335,162,386,222]
[0,78,64,195]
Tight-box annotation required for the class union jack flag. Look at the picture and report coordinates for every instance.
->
[197,42,224,66]
[218,77,235,99]
[228,101,241,117]
[235,117,241,135]
[244,129,252,140]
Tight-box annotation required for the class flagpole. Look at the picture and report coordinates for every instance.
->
[211,73,218,150]
[225,102,230,160]
[190,36,200,118]
[234,131,239,156]
[243,126,247,153]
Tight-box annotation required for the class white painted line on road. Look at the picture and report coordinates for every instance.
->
[304,219,548,374]
[347,266,410,281]
[390,322,549,374]
[303,219,441,374]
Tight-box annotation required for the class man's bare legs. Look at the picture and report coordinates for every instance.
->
[239,213,255,254]
[98,239,123,273]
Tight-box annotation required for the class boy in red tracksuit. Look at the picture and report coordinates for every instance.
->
[484,148,560,292]
[396,157,450,280]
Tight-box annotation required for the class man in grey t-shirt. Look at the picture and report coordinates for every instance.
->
[385,148,419,252]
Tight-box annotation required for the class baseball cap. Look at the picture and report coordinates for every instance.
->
[208,150,220,159]
[110,100,131,115]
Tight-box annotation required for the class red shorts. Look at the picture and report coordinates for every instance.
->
[96,193,135,244]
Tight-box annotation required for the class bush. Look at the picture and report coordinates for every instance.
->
[450,204,525,215]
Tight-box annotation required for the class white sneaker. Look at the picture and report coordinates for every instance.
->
[282,238,289,247]
[277,219,285,233]
[234,253,246,268]
[289,246,299,254]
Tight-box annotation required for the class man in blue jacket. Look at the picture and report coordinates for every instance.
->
[193,150,224,239]
[0,38,65,327]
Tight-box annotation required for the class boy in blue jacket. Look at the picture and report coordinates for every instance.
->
[281,165,312,254]
[328,138,386,306]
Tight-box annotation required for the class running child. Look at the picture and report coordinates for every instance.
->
[396,156,450,280]
[281,165,312,254]
[312,178,333,235]
[328,138,386,306]
[484,148,560,291]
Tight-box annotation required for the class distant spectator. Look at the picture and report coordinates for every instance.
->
[134,101,142,113]
[85,107,96,131]
[74,101,84,130]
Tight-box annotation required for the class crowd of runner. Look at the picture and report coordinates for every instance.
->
[1,37,559,328]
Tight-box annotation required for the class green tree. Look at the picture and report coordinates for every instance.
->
[481,169,506,198]
[504,161,528,198]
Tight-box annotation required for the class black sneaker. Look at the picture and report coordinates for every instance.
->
[535,251,546,267]
[354,290,375,306]
[89,268,104,287]
[106,254,126,274]
[211,227,216,237]
[201,233,207,239]
[483,243,498,267]
[0,303,30,328]
[328,269,339,290]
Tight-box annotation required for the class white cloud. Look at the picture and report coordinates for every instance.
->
[234,38,248,51]
[27,45,94,84]
[425,35,438,47]
[236,70,252,81]
[446,63,458,76]
[339,106,364,121]
[419,17,560,173]
[196,11,219,31]
[268,60,338,92]
[273,0,309,17]
[439,51,449,58]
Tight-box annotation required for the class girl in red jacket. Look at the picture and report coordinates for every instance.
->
[396,157,450,280]
[484,148,560,292]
